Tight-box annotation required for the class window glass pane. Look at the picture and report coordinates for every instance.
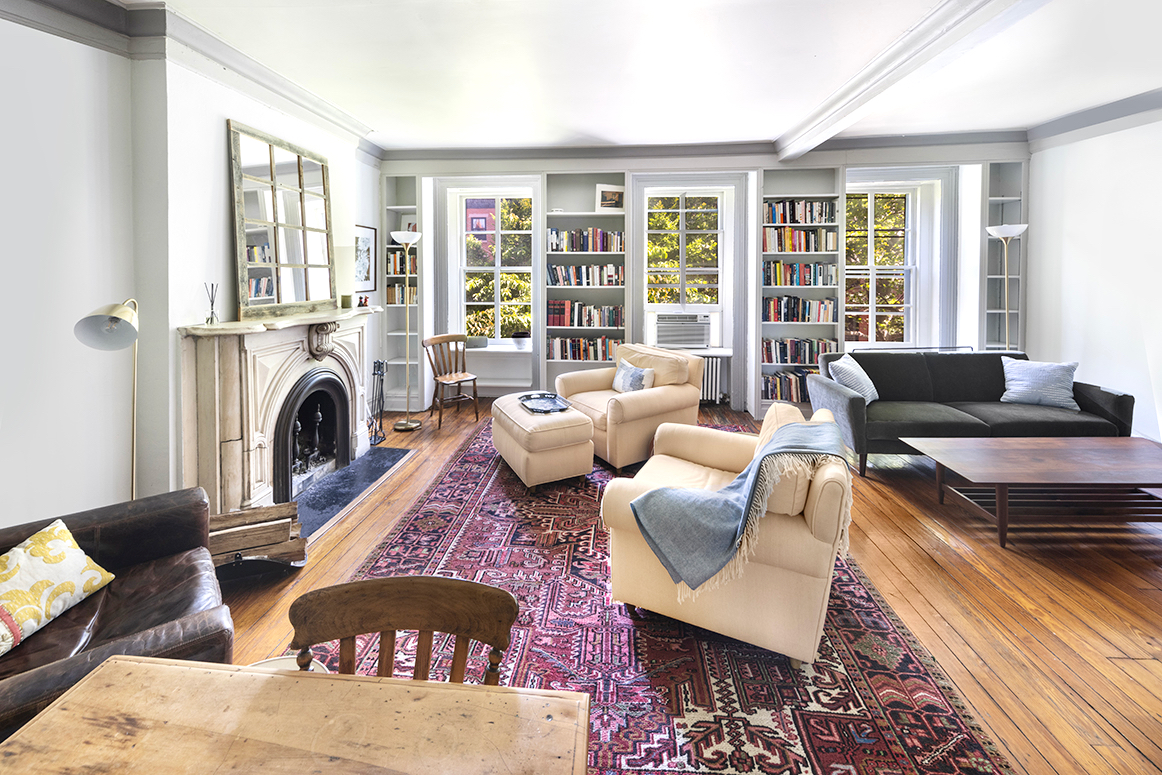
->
[278,190,303,227]
[466,198,495,232]
[846,314,869,341]
[874,194,906,229]
[686,196,717,210]
[304,192,326,230]
[846,276,869,305]
[499,305,532,337]
[273,147,299,189]
[845,234,867,266]
[686,234,718,268]
[647,211,678,230]
[305,230,329,265]
[465,306,494,337]
[846,194,868,230]
[498,272,532,304]
[465,273,495,304]
[466,234,495,267]
[876,275,906,305]
[647,233,679,267]
[500,233,532,267]
[306,267,330,300]
[648,286,680,304]
[874,235,905,266]
[687,286,718,304]
[647,196,678,210]
[876,314,905,342]
[501,197,532,230]
[685,209,718,230]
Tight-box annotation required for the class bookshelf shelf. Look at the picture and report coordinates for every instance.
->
[981,161,1028,351]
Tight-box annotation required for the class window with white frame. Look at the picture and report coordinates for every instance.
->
[645,191,723,305]
[461,194,533,339]
[844,191,915,345]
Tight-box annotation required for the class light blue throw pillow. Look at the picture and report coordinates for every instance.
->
[829,353,879,404]
[612,361,655,393]
[1000,357,1080,411]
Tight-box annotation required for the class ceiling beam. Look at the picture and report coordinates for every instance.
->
[774,0,1037,161]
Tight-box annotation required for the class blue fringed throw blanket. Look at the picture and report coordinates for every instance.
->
[630,422,849,600]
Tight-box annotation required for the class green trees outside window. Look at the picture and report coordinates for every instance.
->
[464,196,533,338]
[646,193,721,305]
[845,192,909,344]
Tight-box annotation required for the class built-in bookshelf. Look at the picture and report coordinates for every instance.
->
[982,161,1027,351]
[755,168,843,416]
[542,172,627,388]
[382,174,429,413]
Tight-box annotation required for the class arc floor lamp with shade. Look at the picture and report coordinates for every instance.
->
[75,298,140,499]
[390,230,422,432]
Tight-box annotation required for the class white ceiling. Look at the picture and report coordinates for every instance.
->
[119,0,1162,153]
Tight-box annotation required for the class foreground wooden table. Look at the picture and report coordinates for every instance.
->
[0,655,590,774]
[903,436,1162,547]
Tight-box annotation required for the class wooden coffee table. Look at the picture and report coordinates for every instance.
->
[902,436,1162,548]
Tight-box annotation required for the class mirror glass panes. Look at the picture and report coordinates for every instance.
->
[230,120,336,318]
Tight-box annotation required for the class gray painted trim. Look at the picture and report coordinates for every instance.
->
[774,0,1024,161]
[817,131,1028,151]
[1,0,130,55]
[1027,87,1162,142]
[29,0,126,32]
[378,141,777,163]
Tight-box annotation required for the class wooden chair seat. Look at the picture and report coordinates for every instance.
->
[288,576,519,684]
[423,334,479,429]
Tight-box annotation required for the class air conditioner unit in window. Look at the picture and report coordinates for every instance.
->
[656,313,710,349]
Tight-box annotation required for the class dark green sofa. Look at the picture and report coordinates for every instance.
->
[807,351,1134,476]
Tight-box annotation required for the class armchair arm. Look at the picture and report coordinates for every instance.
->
[556,367,616,398]
[601,477,660,532]
[0,487,210,572]
[1074,381,1134,436]
[807,374,865,455]
[608,384,701,424]
[654,423,758,473]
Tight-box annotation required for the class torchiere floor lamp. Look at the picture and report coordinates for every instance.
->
[390,230,422,432]
[985,223,1027,349]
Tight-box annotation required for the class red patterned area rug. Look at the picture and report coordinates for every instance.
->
[321,421,1014,775]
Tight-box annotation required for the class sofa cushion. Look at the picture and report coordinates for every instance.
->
[618,344,688,387]
[947,403,1118,437]
[0,546,221,680]
[923,351,1025,403]
[865,401,990,440]
[850,352,933,402]
[566,390,616,431]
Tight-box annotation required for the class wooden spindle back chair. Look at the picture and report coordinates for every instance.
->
[421,334,479,429]
[288,576,519,685]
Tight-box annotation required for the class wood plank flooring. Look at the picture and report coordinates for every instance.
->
[222,404,1162,775]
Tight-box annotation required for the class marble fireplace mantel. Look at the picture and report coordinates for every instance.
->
[179,307,380,515]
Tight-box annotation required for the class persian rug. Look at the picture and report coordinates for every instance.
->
[294,446,411,537]
[318,422,1013,775]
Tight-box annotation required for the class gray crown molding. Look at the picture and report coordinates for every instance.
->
[1028,87,1162,151]
[817,131,1028,152]
[377,140,778,163]
[6,0,373,144]
[774,0,1027,161]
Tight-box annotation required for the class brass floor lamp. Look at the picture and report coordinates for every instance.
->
[390,230,422,432]
[75,298,140,499]
[985,224,1027,349]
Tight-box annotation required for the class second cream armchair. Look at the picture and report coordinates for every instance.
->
[555,344,704,470]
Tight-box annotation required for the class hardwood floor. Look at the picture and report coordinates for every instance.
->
[223,404,1162,775]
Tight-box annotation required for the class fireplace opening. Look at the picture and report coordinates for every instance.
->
[274,369,351,503]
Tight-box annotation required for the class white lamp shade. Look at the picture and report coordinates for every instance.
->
[390,230,422,246]
[75,301,139,351]
[986,224,1028,239]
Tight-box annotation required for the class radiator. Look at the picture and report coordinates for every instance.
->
[701,355,728,403]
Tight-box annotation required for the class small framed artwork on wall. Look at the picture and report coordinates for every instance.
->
[354,224,377,292]
[596,184,625,213]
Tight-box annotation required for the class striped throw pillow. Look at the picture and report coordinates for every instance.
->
[829,353,879,404]
[1000,357,1080,411]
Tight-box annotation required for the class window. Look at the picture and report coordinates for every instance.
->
[646,192,722,305]
[461,195,533,339]
[844,192,914,345]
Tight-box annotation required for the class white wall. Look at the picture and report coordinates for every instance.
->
[1028,121,1162,442]
[0,20,136,524]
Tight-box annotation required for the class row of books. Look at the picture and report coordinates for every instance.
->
[547,264,625,287]
[762,296,838,323]
[762,260,838,287]
[246,243,273,263]
[546,301,624,328]
[764,199,837,225]
[384,284,417,305]
[762,368,816,402]
[762,226,838,253]
[547,228,624,253]
[248,276,274,299]
[386,250,417,275]
[760,337,839,365]
[547,336,621,361]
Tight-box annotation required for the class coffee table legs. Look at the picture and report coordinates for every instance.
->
[935,462,945,504]
[996,484,1008,548]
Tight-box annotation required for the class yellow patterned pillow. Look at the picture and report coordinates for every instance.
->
[0,519,115,657]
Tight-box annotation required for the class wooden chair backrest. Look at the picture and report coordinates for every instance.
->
[288,576,519,685]
[422,334,468,378]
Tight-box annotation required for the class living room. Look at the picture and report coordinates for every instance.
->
[2,0,1161,771]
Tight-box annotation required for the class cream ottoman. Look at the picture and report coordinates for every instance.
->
[491,392,594,490]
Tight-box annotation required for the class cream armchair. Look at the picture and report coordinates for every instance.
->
[555,344,704,471]
[600,403,851,666]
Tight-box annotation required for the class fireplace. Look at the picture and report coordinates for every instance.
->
[179,310,374,515]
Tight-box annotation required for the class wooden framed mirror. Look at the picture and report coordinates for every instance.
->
[229,120,337,319]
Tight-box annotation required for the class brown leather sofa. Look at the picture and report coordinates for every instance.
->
[0,487,234,738]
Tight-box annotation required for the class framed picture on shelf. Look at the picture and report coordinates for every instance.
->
[354,224,376,292]
[392,215,418,242]
[595,184,624,213]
